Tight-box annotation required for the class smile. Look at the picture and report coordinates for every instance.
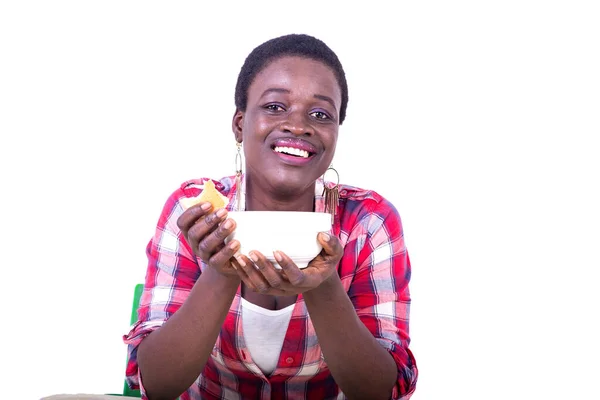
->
[273,146,310,158]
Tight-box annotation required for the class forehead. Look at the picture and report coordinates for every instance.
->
[248,56,342,105]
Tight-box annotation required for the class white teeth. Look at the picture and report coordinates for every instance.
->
[274,146,309,158]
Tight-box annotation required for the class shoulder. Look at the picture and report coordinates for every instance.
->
[336,182,405,243]
[336,183,409,282]
[338,182,400,221]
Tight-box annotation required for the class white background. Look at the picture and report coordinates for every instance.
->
[1,1,599,399]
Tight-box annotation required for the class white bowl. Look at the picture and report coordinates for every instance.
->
[225,211,332,269]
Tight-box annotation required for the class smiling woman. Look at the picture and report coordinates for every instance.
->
[123,34,418,400]
[235,55,340,206]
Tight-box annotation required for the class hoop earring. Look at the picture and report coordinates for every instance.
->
[235,141,243,211]
[322,165,339,224]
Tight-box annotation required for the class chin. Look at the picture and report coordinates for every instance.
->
[269,171,317,196]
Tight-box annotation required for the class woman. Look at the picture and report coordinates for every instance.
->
[124,33,418,400]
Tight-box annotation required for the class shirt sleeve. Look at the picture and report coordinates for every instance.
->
[344,198,418,399]
[122,185,202,394]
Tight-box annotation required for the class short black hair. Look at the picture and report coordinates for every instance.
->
[234,34,349,124]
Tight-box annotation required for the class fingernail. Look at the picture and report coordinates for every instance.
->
[249,252,258,263]
[201,203,212,211]
[223,219,233,229]
[216,208,227,217]
[274,251,283,262]
[321,232,331,241]
[235,255,246,268]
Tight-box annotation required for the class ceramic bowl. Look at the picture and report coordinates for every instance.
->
[225,211,332,269]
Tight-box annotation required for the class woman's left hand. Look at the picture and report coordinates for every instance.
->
[236,232,343,295]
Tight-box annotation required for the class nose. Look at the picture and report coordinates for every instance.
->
[280,111,314,136]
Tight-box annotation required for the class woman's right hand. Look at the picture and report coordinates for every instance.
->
[177,203,240,277]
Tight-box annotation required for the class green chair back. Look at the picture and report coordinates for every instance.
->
[123,283,144,398]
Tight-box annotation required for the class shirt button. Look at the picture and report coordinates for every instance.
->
[286,357,294,364]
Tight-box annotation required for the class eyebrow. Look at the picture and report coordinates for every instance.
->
[313,94,338,112]
[260,88,338,112]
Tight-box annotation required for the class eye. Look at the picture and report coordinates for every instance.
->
[264,103,285,112]
[310,110,331,120]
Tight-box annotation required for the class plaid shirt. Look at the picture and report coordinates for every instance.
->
[123,175,418,399]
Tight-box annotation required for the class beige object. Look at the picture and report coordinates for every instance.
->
[225,211,332,269]
[180,180,229,210]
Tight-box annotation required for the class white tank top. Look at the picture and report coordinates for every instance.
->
[240,298,295,375]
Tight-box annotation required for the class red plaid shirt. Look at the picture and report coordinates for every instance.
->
[123,175,418,399]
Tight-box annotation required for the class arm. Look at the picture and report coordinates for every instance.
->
[303,274,398,400]
[233,198,417,399]
[137,268,239,400]
[123,185,241,400]
[305,202,417,399]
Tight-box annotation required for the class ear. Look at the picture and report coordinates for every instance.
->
[232,109,244,143]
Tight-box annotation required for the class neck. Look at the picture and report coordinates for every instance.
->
[244,174,315,212]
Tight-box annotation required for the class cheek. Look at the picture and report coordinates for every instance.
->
[242,114,273,141]
[325,129,339,149]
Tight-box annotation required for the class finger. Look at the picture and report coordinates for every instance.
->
[234,255,253,283]
[197,214,236,258]
[274,251,306,286]
[237,274,288,296]
[188,209,229,259]
[177,202,212,233]
[239,251,271,294]
[208,239,241,269]
[239,274,257,293]
[279,269,291,282]
[237,266,290,296]
[317,232,343,260]
[250,251,286,290]
[186,208,226,243]
[233,253,252,270]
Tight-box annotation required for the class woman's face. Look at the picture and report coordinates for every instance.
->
[233,56,341,196]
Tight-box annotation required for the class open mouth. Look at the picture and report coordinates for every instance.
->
[270,138,318,162]
[272,145,314,159]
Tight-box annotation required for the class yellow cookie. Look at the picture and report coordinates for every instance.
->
[180,180,229,210]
